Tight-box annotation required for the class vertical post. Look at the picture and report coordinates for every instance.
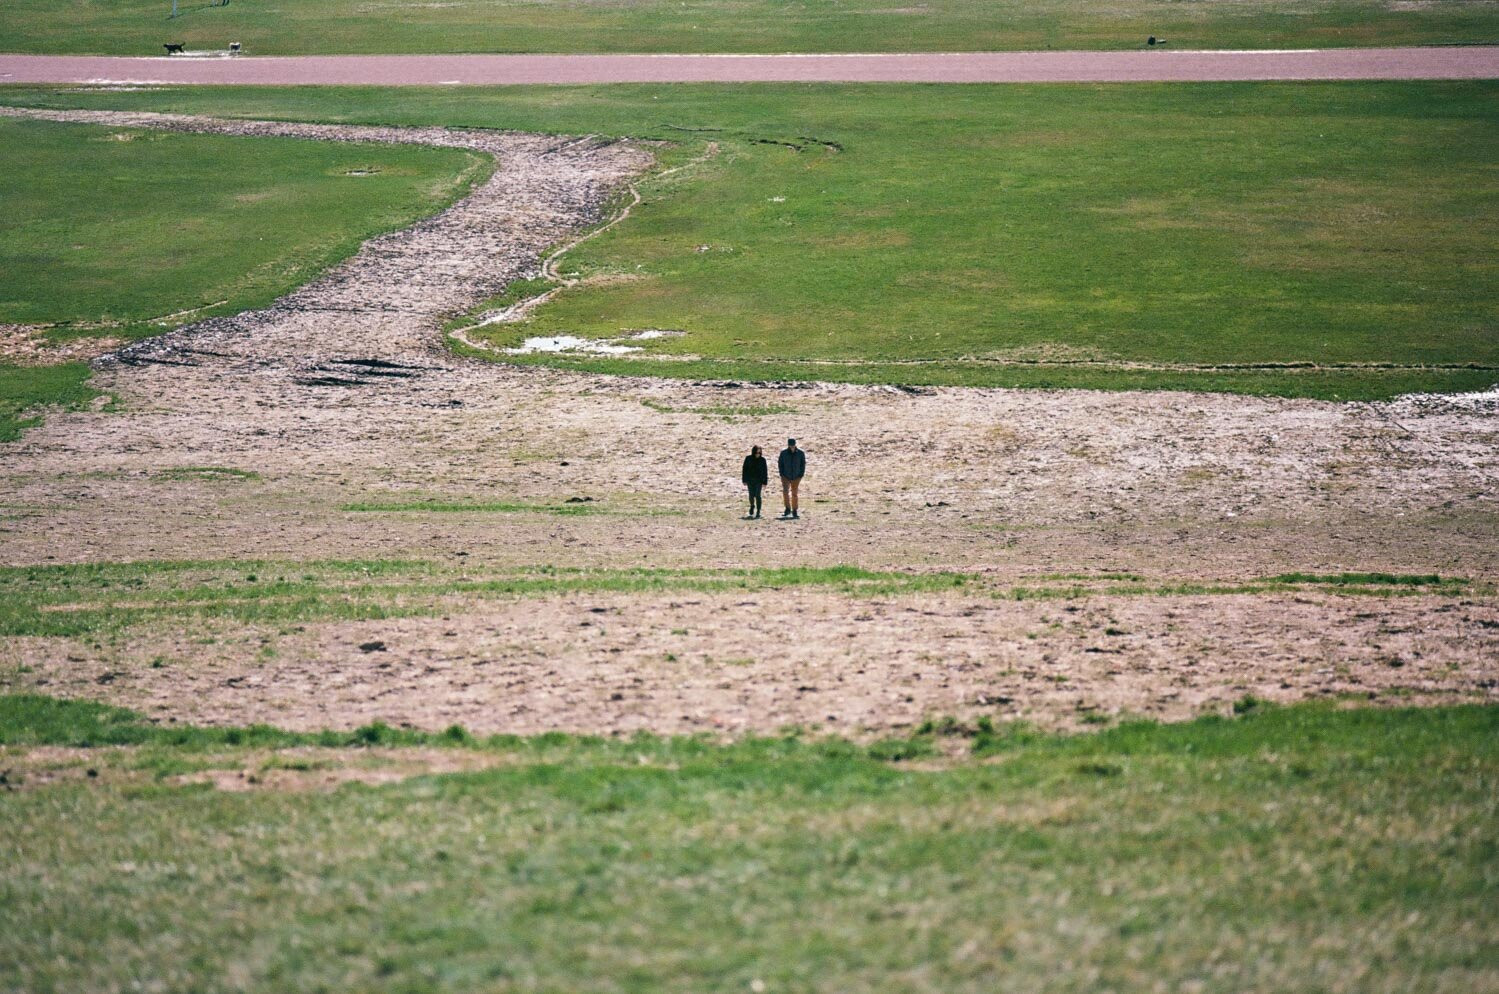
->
[169,0,177,18]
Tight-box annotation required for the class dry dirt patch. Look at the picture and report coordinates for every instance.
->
[5,591,1495,738]
[0,324,120,365]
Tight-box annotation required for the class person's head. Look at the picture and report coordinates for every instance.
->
[787,438,798,449]
[751,445,762,457]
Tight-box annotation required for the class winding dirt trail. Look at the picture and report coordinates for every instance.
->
[1,47,1497,86]
[1,106,1496,735]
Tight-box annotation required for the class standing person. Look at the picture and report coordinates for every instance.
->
[741,445,768,519]
[777,437,806,520]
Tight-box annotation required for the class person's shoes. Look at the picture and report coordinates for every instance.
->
[779,510,791,519]
[792,511,800,519]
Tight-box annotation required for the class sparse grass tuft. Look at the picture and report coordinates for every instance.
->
[155,466,261,482]
[343,499,598,515]
[1263,571,1450,587]
[640,399,798,420]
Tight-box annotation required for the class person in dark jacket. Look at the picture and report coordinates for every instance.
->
[741,445,768,519]
[777,438,806,519]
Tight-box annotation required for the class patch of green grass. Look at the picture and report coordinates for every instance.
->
[1,700,1496,991]
[1263,571,1451,587]
[0,362,100,442]
[0,0,1494,54]
[640,398,799,419]
[155,465,261,482]
[6,82,1495,399]
[471,84,1499,400]
[0,116,489,333]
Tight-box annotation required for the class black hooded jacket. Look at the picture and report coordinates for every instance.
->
[742,454,768,487]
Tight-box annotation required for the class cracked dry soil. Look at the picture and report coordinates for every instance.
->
[1,107,1497,736]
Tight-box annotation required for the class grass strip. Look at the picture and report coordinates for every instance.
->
[343,499,600,515]
[0,0,1495,55]
[0,559,1478,638]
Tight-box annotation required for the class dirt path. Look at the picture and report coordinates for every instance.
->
[1,107,1495,735]
[2,47,1497,85]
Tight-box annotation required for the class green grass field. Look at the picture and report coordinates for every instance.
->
[5,82,1495,399]
[0,114,485,440]
[0,116,487,331]
[2,697,1496,992]
[0,0,1496,55]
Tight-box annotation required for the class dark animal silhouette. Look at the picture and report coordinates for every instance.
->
[1147,36,1168,46]
[163,43,185,55]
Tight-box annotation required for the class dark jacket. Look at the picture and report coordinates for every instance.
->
[742,455,768,487]
[778,446,806,481]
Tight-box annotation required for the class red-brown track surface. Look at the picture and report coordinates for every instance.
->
[1,47,1497,86]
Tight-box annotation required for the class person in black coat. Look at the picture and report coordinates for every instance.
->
[741,445,768,519]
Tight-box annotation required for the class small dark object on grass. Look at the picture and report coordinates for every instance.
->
[1077,761,1122,777]
[163,43,185,55]
[86,768,98,779]
[359,640,387,653]
[565,496,594,503]
[1147,36,1167,46]
[229,42,241,54]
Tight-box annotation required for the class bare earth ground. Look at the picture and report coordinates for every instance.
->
[1,108,1496,737]
[2,47,1497,85]
[6,592,1497,737]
